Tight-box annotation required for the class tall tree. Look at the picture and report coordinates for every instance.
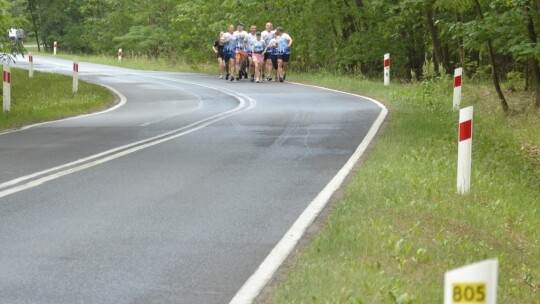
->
[472,0,509,112]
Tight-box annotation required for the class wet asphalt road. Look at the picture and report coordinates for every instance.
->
[0,57,383,303]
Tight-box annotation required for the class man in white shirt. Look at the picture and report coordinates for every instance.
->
[260,22,275,81]
[233,23,248,80]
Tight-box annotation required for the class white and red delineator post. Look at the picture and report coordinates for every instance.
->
[73,59,79,94]
[384,53,390,86]
[118,48,123,62]
[444,259,498,304]
[29,54,34,78]
[453,67,463,111]
[53,41,57,56]
[3,64,11,112]
[457,106,473,194]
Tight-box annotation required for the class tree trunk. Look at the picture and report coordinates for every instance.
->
[525,3,540,108]
[424,0,448,75]
[472,0,509,113]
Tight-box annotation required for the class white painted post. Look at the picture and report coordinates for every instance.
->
[73,59,79,94]
[29,54,34,78]
[3,64,11,112]
[118,48,123,62]
[384,53,390,86]
[444,259,498,304]
[457,106,473,194]
[53,41,57,56]
[453,67,463,111]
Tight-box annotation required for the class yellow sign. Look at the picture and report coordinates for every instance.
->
[452,283,486,303]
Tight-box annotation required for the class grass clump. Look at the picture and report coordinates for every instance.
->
[0,68,115,131]
[271,74,540,303]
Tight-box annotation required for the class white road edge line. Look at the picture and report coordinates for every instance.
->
[0,83,127,136]
[229,83,388,304]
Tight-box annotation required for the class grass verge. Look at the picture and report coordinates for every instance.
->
[26,48,215,74]
[0,68,115,131]
[270,74,540,303]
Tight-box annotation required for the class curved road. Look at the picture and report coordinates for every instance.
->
[0,57,385,303]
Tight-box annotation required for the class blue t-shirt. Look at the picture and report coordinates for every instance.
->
[275,33,291,55]
[252,40,266,53]
[221,32,235,52]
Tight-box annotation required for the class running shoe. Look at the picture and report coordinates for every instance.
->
[225,73,229,80]
[267,76,272,81]
[283,74,286,81]
[279,76,284,83]
[230,76,235,82]
[219,75,223,79]
[250,75,255,82]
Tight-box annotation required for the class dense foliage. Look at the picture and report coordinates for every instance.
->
[1,0,540,110]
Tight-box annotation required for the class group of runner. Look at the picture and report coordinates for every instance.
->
[213,22,292,83]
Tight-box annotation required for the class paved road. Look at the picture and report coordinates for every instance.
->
[0,57,383,303]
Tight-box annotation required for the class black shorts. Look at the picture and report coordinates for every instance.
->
[271,55,279,70]
[264,52,272,61]
[277,54,290,62]
[224,51,235,63]
[216,52,224,59]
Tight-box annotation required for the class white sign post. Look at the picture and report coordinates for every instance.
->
[29,54,34,78]
[384,53,390,86]
[53,41,57,56]
[457,106,473,194]
[73,59,79,94]
[118,48,123,62]
[3,64,11,112]
[444,259,498,304]
[453,67,463,111]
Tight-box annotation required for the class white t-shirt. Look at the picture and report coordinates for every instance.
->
[8,28,17,39]
[233,30,248,50]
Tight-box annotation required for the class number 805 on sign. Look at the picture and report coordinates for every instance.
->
[452,283,486,303]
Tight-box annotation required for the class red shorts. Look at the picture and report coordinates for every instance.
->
[236,50,248,60]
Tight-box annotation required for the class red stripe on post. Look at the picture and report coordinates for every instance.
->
[454,75,462,88]
[3,71,10,84]
[384,59,390,68]
[74,64,78,72]
[459,120,472,142]
[29,56,33,63]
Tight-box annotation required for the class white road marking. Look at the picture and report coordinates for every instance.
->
[0,61,256,198]
[0,83,127,136]
[229,84,388,304]
[0,94,254,199]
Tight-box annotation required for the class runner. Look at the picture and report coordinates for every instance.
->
[267,36,279,82]
[274,27,293,82]
[250,31,267,83]
[261,22,275,81]
[213,31,225,79]
[244,25,258,82]
[220,24,236,81]
[234,23,248,80]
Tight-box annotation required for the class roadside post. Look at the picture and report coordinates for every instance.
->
[29,54,34,78]
[73,59,79,94]
[457,106,473,194]
[3,64,11,112]
[454,67,463,111]
[384,53,390,86]
[118,48,123,62]
[444,259,498,304]
[53,41,57,56]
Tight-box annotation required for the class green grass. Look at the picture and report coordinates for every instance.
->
[27,48,216,74]
[271,74,540,303]
[0,68,115,131]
